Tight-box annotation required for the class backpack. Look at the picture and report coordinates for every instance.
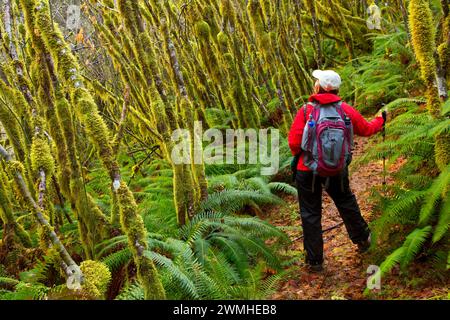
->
[301,101,353,178]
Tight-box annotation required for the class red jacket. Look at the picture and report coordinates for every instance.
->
[288,93,384,171]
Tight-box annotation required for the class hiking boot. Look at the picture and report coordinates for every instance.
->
[357,233,372,253]
[307,263,324,273]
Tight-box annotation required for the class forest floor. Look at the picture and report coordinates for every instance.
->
[265,136,449,300]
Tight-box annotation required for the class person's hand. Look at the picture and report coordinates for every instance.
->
[376,109,387,124]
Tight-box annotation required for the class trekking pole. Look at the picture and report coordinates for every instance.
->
[382,109,387,189]
[293,222,344,241]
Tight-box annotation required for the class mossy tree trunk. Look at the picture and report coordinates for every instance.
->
[408,0,450,171]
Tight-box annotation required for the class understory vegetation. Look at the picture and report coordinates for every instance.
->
[0,0,448,300]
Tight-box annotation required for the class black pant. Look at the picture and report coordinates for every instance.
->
[295,168,370,265]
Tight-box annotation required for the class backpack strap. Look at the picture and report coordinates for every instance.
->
[302,101,317,121]
[303,104,307,122]
[305,101,320,193]
[292,104,310,182]
[305,101,320,123]
[334,101,346,119]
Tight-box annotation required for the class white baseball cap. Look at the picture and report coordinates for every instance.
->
[312,70,342,91]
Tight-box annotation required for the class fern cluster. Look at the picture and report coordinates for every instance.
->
[360,98,449,275]
[97,211,288,299]
[80,142,293,299]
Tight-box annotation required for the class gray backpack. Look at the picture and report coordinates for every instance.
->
[301,101,354,180]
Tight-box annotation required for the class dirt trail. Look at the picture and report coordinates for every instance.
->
[268,136,392,299]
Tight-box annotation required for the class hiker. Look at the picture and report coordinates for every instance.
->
[288,70,385,272]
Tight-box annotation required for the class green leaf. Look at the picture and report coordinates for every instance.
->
[401,226,432,269]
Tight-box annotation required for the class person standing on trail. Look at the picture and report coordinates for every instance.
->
[288,70,385,272]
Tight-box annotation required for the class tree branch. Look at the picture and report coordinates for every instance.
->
[0,144,82,281]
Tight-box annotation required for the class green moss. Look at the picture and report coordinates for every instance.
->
[19,0,46,53]
[248,0,266,37]
[87,194,111,238]
[14,223,33,247]
[172,165,190,225]
[80,260,111,299]
[408,0,441,118]
[408,0,449,170]
[18,24,26,38]
[34,0,83,86]
[0,81,30,161]
[30,136,55,176]
[110,191,120,226]
[54,91,74,200]
[0,171,32,247]
[54,89,106,258]
[438,42,449,76]
[86,80,117,105]
[71,88,119,181]
[222,52,234,71]
[220,0,236,25]
[260,33,272,52]
[7,161,26,176]
[117,182,166,299]
[217,31,229,52]
[203,5,220,38]
[37,226,51,250]
[196,20,211,40]
[435,132,450,171]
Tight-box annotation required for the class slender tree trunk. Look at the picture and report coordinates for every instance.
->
[0,145,82,280]
[305,0,323,68]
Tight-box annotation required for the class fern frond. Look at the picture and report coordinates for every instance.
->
[207,174,239,191]
[380,247,405,275]
[190,264,223,300]
[219,233,280,269]
[200,189,283,214]
[419,167,450,225]
[400,226,433,269]
[222,216,288,241]
[102,248,133,271]
[268,182,298,197]
[428,119,450,137]
[432,194,450,243]
[143,250,199,299]
[115,283,144,300]
[442,99,450,116]
[203,249,241,286]
[380,190,425,226]
[383,97,425,113]
[244,177,271,194]
[95,235,128,258]
[0,277,19,290]
[193,238,210,266]
[255,270,286,298]
[209,235,250,276]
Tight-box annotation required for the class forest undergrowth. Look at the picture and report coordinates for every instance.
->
[0,0,448,300]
